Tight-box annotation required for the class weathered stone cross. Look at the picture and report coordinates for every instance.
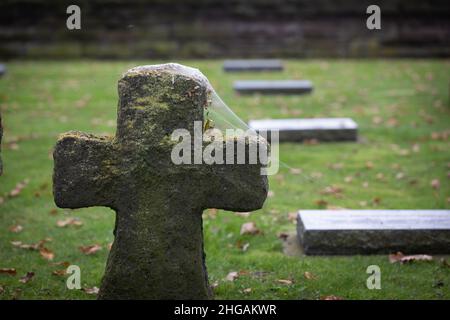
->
[53,63,268,299]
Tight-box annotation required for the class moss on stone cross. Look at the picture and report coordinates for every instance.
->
[52,63,268,299]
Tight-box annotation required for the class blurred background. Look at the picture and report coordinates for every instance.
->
[1,0,449,60]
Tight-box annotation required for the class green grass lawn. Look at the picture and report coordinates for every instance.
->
[0,60,449,300]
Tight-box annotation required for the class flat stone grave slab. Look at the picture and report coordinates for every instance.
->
[223,59,283,72]
[234,80,312,95]
[248,118,358,142]
[297,210,450,255]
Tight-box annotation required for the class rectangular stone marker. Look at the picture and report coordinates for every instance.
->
[0,64,5,77]
[297,210,450,255]
[234,80,313,95]
[223,59,283,72]
[248,118,358,142]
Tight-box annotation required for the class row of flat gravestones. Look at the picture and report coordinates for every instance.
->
[224,60,358,142]
[224,59,449,254]
[0,62,449,300]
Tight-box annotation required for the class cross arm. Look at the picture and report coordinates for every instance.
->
[202,136,269,212]
[53,131,118,209]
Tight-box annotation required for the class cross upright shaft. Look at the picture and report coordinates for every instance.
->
[53,63,268,299]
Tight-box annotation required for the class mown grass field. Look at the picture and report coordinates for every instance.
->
[0,60,449,300]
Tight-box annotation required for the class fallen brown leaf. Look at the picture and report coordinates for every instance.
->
[9,179,30,198]
[373,197,382,206]
[277,232,289,241]
[0,285,4,294]
[56,217,83,228]
[0,268,17,275]
[19,272,35,284]
[240,222,260,235]
[9,225,23,233]
[39,247,55,261]
[210,281,219,290]
[79,244,102,255]
[321,295,344,300]
[82,287,99,295]
[315,199,328,207]
[430,179,440,190]
[304,271,318,280]
[277,279,293,285]
[12,238,51,252]
[225,271,239,282]
[52,269,67,276]
[389,252,433,264]
[321,185,343,197]
[287,212,297,224]
[289,168,302,175]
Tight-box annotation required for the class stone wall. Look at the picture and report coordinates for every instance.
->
[1,0,449,59]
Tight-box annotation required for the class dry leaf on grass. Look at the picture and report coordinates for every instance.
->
[321,295,344,300]
[0,268,17,275]
[304,271,318,280]
[277,279,293,285]
[287,212,297,224]
[52,269,67,276]
[315,199,328,207]
[430,179,440,190]
[9,225,23,233]
[242,288,252,294]
[0,285,4,294]
[277,232,289,241]
[234,212,250,218]
[289,168,302,175]
[56,218,83,228]
[11,238,50,251]
[235,241,250,252]
[240,222,261,236]
[389,252,433,264]
[79,244,102,255]
[9,179,30,198]
[82,287,99,295]
[225,271,239,282]
[210,281,219,290]
[39,247,55,261]
[320,185,343,197]
[19,272,35,284]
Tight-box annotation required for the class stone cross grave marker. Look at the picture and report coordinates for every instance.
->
[53,63,268,299]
